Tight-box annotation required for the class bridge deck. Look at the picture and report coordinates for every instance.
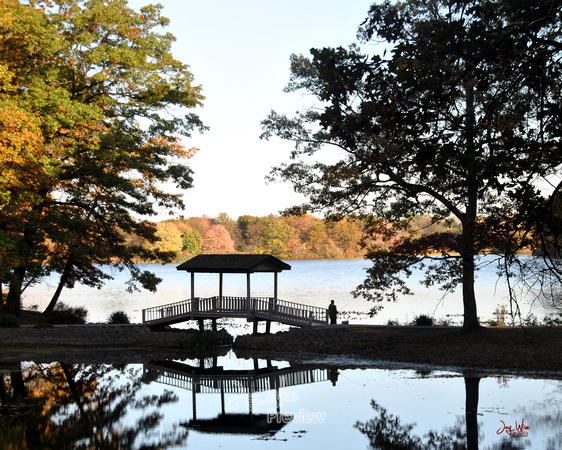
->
[142,296,328,328]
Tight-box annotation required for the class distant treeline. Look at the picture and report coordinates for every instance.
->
[127,213,461,262]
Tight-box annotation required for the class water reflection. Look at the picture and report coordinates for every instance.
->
[145,356,331,437]
[0,362,187,449]
[355,375,481,449]
[1,353,560,449]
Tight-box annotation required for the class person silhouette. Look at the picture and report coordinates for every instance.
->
[328,300,338,325]
[329,368,339,386]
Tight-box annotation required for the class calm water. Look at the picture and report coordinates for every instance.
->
[23,257,553,329]
[5,258,561,448]
[1,352,560,449]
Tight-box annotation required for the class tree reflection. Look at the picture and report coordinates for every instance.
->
[0,362,187,449]
[355,376,483,449]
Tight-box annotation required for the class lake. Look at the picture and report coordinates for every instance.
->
[1,351,560,449]
[23,256,555,329]
[4,257,561,448]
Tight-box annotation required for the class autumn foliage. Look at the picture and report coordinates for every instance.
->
[0,0,205,315]
[139,213,459,262]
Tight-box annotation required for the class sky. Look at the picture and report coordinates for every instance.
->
[128,0,375,221]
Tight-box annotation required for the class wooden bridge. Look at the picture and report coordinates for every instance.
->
[142,296,329,329]
[141,254,329,332]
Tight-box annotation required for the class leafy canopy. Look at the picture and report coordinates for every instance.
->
[262,0,562,329]
[0,0,206,314]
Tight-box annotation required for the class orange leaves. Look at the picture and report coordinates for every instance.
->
[182,146,199,159]
[0,102,50,193]
[143,135,199,160]
[0,104,43,155]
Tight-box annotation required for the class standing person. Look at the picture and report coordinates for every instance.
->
[328,300,338,325]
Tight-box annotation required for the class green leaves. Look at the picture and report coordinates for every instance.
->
[0,0,205,313]
[262,0,562,329]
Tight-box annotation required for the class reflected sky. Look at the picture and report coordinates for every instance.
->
[4,351,559,449]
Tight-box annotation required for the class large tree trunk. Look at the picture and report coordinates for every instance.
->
[461,80,480,333]
[462,252,480,332]
[3,266,26,317]
[43,257,73,314]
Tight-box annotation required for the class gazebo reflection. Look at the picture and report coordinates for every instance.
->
[143,356,332,436]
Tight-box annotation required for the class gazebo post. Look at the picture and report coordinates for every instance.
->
[191,272,196,312]
[246,272,251,314]
[218,272,223,310]
[274,272,278,304]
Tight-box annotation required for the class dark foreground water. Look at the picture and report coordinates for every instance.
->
[1,350,560,449]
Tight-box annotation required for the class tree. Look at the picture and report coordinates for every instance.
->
[326,217,364,258]
[506,189,562,315]
[181,227,203,255]
[256,220,293,259]
[237,215,270,252]
[262,0,562,331]
[145,221,183,258]
[202,224,235,254]
[0,0,205,315]
[214,212,243,250]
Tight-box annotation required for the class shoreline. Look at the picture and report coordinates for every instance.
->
[233,324,562,376]
[1,323,561,377]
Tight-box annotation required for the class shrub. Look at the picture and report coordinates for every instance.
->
[412,314,434,326]
[46,303,88,324]
[107,311,131,324]
[543,314,562,326]
[0,314,21,328]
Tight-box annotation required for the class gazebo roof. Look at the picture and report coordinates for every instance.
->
[176,254,291,274]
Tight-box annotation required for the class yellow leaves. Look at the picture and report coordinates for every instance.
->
[0,102,50,192]
[0,103,43,153]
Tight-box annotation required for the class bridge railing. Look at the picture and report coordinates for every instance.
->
[142,298,194,323]
[251,297,327,325]
[142,296,328,325]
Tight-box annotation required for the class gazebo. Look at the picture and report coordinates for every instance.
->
[176,254,291,333]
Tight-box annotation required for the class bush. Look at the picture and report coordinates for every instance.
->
[46,303,88,324]
[412,314,434,326]
[0,314,21,328]
[107,311,131,324]
[543,314,562,326]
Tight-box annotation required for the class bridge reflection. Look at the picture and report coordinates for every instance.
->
[143,357,335,435]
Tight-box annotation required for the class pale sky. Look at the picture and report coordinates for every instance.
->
[128,0,374,220]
